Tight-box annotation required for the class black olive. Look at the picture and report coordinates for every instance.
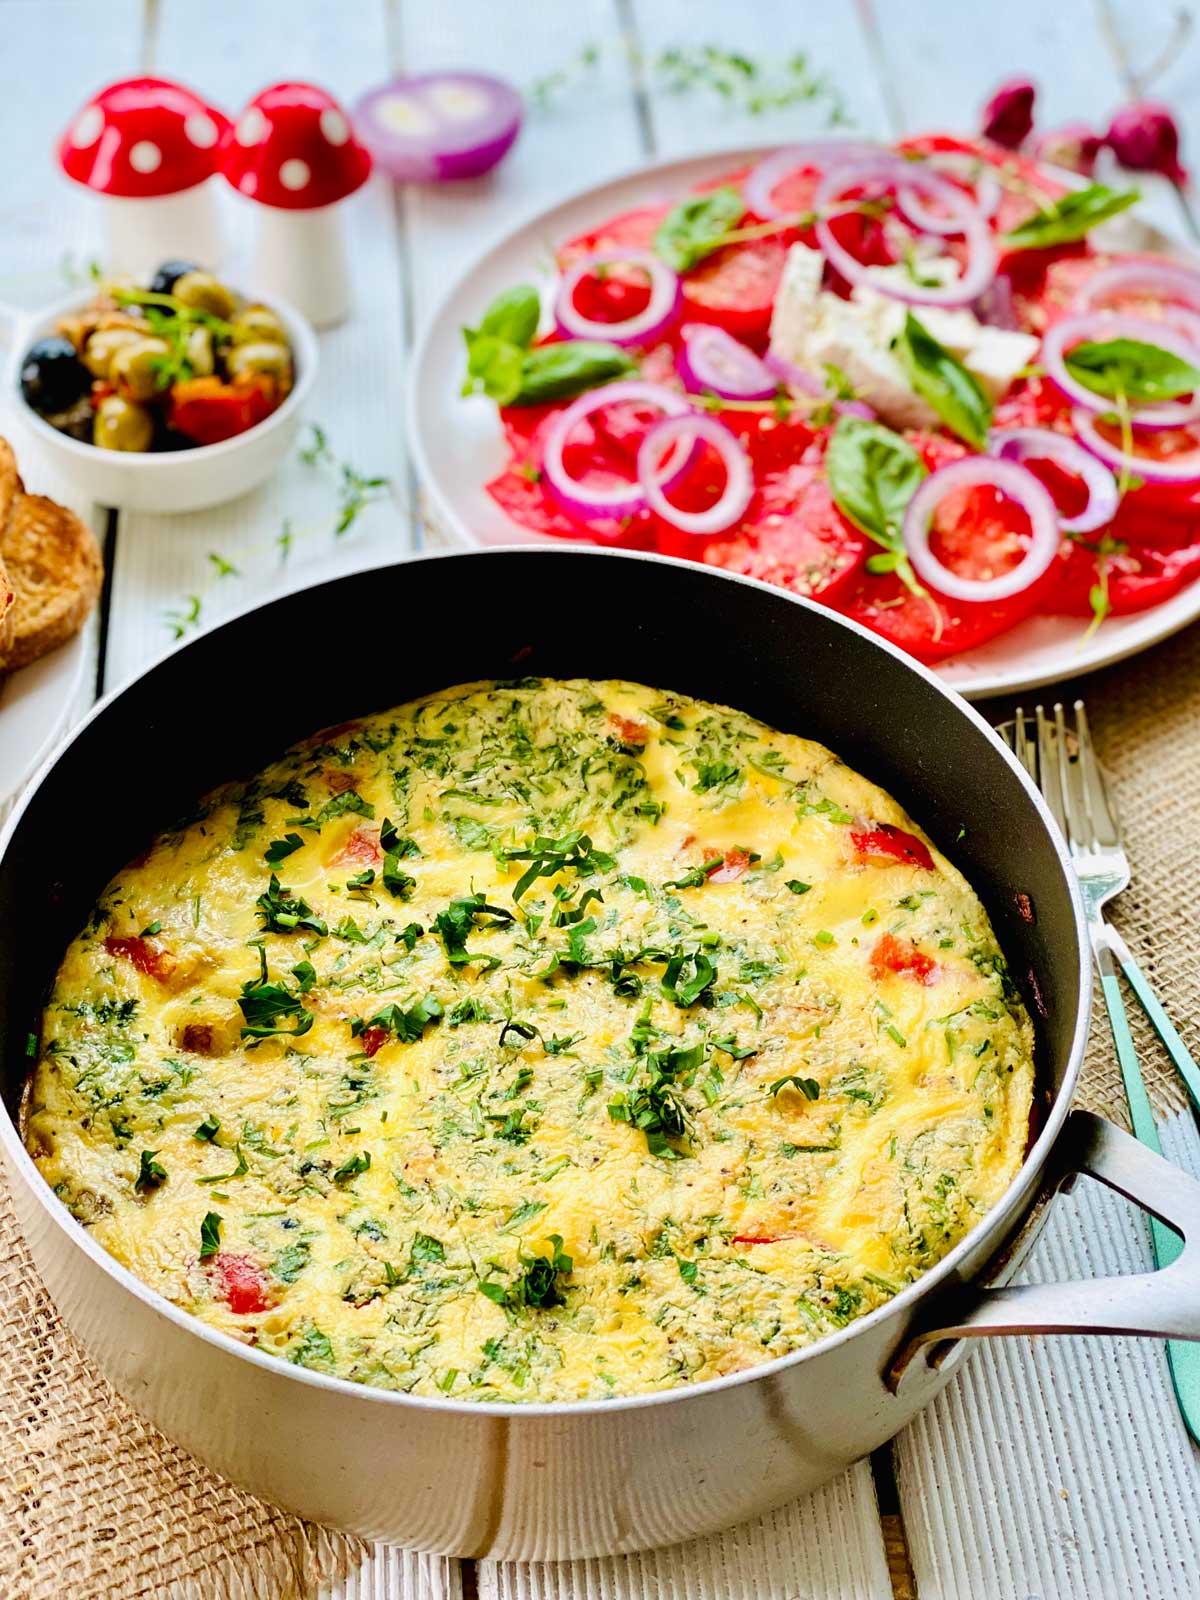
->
[20,337,90,415]
[148,259,200,295]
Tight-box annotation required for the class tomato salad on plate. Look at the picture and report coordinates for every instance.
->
[461,134,1200,664]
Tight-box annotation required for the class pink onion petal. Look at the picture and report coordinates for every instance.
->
[989,426,1119,535]
[763,349,822,396]
[1072,405,1200,486]
[903,456,1060,603]
[554,250,681,348]
[814,159,997,307]
[637,414,754,537]
[541,380,695,522]
[676,323,776,400]
[896,154,1002,235]
[743,141,887,220]
[1042,311,1200,429]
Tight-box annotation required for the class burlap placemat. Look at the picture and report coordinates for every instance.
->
[3,609,1199,1598]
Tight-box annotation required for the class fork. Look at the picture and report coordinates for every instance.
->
[1003,701,1200,1443]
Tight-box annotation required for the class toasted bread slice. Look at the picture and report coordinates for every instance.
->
[0,553,14,663]
[0,492,103,671]
[0,436,23,533]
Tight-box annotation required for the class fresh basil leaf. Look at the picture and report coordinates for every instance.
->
[199,1210,222,1259]
[461,332,526,405]
[1002,184,1139,253]
[653,185,745,272]
[896,312,993,450]
[827,416,927,552]
[1064,337,1200,404]
[514,341,637,405]
[477,283,540,349]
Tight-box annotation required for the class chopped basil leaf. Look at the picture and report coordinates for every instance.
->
[194,1115,220,1142]
[768,1074,821,1100]
[653,185,745,273]
[264,832,304,867]
[897,312,993,450]
[827,416,927,555]
[134,1149,167,1192]
[199,1210,222,1258]
[1064,337,1200,404]
[1003,184,1139,252]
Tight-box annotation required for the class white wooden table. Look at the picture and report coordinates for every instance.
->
[4,3,1200,1596]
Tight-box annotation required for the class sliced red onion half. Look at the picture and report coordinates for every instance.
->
[1072,406,1200,485]
[555,250,681,348]
[541,380,695,522]
[814,160,997,307]
[903,456,1060,603]
[354,72,523,182]
[1042,312,1200,429]
[677,324,776,399]
[989,427,1119,534]
[895,152,1002,234]
[637,415,754,536]
[1074,259,1200,347]
[744,141,886,219]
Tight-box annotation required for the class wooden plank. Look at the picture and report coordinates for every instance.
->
[477,1461,891,1600]
[628,0,894,152]
[897,1103,1200,1600]
[393,0,647,332]
[103,0,411,692]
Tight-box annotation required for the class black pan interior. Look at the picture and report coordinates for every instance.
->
[0,549,1081,1119]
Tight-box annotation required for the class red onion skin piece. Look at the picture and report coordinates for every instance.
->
[980,78,1036,150]
[676,325,776,401]
[1106,102,1188,185]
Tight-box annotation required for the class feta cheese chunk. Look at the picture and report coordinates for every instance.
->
[768,242,1038,430]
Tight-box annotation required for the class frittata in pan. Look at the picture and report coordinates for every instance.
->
[25,679,1034,1402]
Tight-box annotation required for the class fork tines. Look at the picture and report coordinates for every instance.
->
[1001,701,1120,856]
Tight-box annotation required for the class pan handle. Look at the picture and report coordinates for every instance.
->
[888,1109,1200,1391]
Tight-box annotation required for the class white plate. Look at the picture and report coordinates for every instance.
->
[410,144,1200,701]
[0,632,86,813]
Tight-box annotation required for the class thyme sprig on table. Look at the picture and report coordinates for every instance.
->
[162,424,392,640]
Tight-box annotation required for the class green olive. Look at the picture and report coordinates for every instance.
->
[225,340,293,387]
[228,304,288,346]
[110,336,171,402]
[82,326,143,380]
[93,395,154,452]
[172,271,238,320]
[185,325,215,378]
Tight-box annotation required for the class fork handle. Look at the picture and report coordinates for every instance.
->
[1101,923,1200,1116]
[1094,930,1200,1445]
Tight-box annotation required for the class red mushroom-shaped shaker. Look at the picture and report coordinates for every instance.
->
[58,77,229,273]
[222,83,371,329]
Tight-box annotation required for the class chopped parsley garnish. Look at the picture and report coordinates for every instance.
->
[134,1150,167,1192]
[786,880,811,895]
[434,893,514,967]
[479,1235,573,1310]
[333,1151,371,1183]
[193,1115,220,1142]
[264,833,304,867]
[199,1211,222,1258]
[768,1074,821,1101]
[238,947,314,1041]
[256,874,327,936]
[353,993,443,1045]
[502,829,615,902]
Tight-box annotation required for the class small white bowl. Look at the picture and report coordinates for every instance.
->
[8,288,319,513]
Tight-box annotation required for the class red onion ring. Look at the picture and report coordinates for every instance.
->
[903,456,1060,603]
[637,415,754,536]
[1072,405,1200,485]
[555,250,681,348]
[989,427,1119,535]
[1042,312,1200,429]
[1075,258,1200,318]
[354,72,522,182]
[541,380,695,522]
[814,160,997,308]
[676,324,776,400]
[743,141,886,219]
[896,153,1002,235]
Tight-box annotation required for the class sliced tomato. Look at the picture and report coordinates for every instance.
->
[210,1252,275,1315]
[607,712,649,748]
[870,932,936,984]
[708,847,755,884]
[104,934,176,983]
[678,238,787,346]
[360,1025,389,1058]
[851,825,934,871]
[1051,523,1200,615]
[169,376,276,445]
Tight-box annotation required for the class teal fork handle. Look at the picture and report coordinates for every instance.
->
[1097,942,1200,1445]
[1105,924,1200,1117]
